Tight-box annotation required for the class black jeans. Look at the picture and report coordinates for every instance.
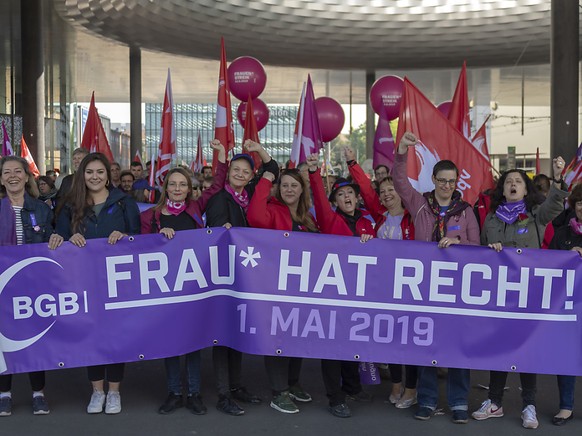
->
[489,371,536,408]
[0,372,45,392]
[264,356,302,394]
[321,359,361,406]
[212,346,243,397]
[389,364,418,389]
[87,363,125,383]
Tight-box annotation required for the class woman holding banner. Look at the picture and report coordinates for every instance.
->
[393,131,479,424]
[247,162,319,415]
[304,152,375,418]
[140,139,226,416]
[55,152,140,415]
[344,146,418,409]
[0,156,63,417]
[205,139,277,416]
[549,183,582,426]
[473,161,568,429]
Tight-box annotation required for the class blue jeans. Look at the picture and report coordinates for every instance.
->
[417,367,470,411]
[165,351,201,395]
[557,375,576,410]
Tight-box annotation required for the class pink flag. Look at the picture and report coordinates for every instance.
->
[396,78,491,206]
[213,37,234,173]
[289,75,323,168]
[150,69,176,202]
[563,142,582,189]
[20,136,40,178]
[192,132,204,173]
[372,107,395,171]
[448,61,471,139]
[80,92,114,162]
[1,121,14,156]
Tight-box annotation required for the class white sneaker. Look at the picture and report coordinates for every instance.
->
[472,399,504,420]
[87,390,106,414]
[521,405,539,429]
[105,391,122,414]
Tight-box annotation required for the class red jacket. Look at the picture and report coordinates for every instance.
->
[247,177,318,231]
[348,161,414,240]
[309,169,375,237]
[140,160,227,234]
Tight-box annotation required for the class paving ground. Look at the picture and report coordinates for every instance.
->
[2,350,580,436]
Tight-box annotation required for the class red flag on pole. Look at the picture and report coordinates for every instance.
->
[448,61,471,139]
[470,117,495,191]
[396,78,491,206]
[241,96,262,171]
[372,106,395,171]
[535,147,540,175]
[20,136,40,178]
[563,143,582,189]
[80,92,114,162]
[134,150,143,165]
[213,37,235,173]
[150,69,176,202]
[192,132,204,173]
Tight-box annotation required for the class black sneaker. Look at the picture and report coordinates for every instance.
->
[452,409,469,424]
[32,395,50,415]
[231,387,262,404]
[414,407,433,421]
[329,403,351,418]
[216,395,244,416]
[158,393,183,415]
[187,393,207,415]
[346,390,373,402]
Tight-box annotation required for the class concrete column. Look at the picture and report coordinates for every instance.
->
[21,0,45,174]
[365,70,376,160]
[550,0,579,162]
[130,45,142,160]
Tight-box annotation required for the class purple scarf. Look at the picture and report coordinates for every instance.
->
[224,183,249,211]
[569,217,582,236]
[0,196,17,246]
[495,200,526,224]
[166,199,187,216]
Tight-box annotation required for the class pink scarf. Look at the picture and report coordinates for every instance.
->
[569,217,582,235]
[224,183,249,211]
[166,200,187,216]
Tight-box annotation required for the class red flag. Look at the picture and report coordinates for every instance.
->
[289,75,323,168]
[372,106,395,171]
[150,69,176,202]
[213,37,235,173]
[80,92,114,162]
[192,132,204,173]
[134,150,143,165]
[241,96,262,171]
[20,136,40,178]
[396,78,491,206]
[535,147,540,175]
[448,61,471,139]
[563,142,582,188]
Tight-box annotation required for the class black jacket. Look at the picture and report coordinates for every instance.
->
[549,222,582,251]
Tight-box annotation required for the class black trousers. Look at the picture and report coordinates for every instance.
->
[321,359,361,406]
[0,372,45,392]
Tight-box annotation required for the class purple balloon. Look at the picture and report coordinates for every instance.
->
[437,101,452,118]
[369,75,404,120]
[237,98,270,131]
[228,57,267,101]
[314,97,345,142]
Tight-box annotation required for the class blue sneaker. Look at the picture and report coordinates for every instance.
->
[0,396,12,417]
[415,407,433,421]
[452,409,469,424]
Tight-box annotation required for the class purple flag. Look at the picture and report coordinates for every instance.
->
[291,75,323,166]
[1,121,14,157]
[372,107,394,170]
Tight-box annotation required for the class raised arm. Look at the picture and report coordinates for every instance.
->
[392,132,427,220]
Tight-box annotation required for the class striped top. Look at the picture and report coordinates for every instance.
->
[13,205,24,245]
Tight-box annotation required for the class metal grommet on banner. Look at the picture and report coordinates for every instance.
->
[213,339,218,345]
[510,365,517,371]
[206,229,212,234]
[283,232,290,238]
[431,360,438,366]
[58,362,65,368]
[276,349,282,355]
[138,354,145,360]
[516,249,522,255]
[128,236,135,242]
[354,355,360,360]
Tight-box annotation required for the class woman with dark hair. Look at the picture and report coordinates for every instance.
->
[55,152,140,415]
[247,166,318,415]
[140,139,226,415]
[305,152,375,419]
[548,183,582,426]
[472,159,568,429]
[37,176,57,209]
[205,140,277,416]
[0,156,63,417]
[393,132,479,425]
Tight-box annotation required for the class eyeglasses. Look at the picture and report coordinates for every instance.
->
[435,178,457,186]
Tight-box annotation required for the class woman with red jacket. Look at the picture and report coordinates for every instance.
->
[247,167,318,415]
[306,152,374,419]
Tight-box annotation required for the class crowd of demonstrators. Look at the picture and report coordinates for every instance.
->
[1,133,580,430]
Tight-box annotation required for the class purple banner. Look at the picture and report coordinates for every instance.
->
[1,228,581,376]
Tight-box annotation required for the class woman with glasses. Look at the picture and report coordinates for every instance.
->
[393,132,479,425]
[37,176,58,209]
[472,158,568,429]
[140,140,226,416]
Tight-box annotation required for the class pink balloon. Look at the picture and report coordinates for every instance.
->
[227,56,267,101]
[237,98,270,131]
[369,75,404,120]
[314,97,345,142]
[437,101,452,118]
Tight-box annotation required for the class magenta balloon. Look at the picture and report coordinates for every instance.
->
[227,56,267,101]
[314,97,345,142]
[437,101,452,118]
[369,75,404,120]
[236,98,270,131]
